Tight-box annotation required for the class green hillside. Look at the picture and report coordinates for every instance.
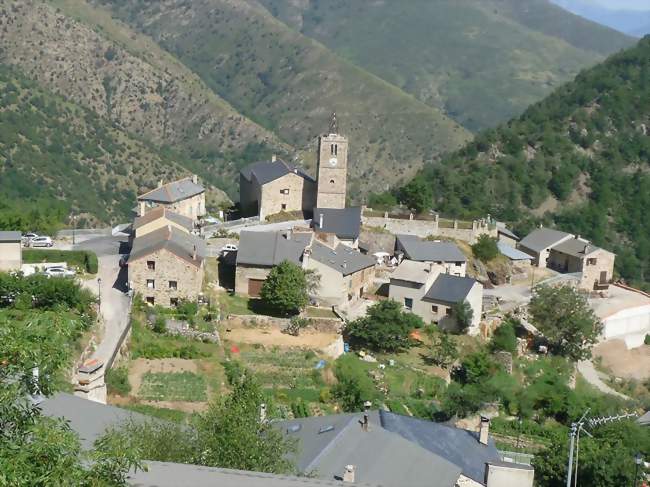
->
[90,0,471,197]
[402,37,650,288]
[0,64,223,224]
[259,0,634,131]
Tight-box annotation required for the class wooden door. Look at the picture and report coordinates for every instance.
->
[248,279,265,297]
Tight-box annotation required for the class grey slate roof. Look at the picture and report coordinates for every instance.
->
[133,206,193,232]
[396,235,466,263]
[240,159,316,185]
[497,241,533,261]
[128,225,206,267]
[551,238,602,258]
[518,228,571,253]
[312,207,362,240]
[310,240,375,276]
[130,461,363,487]
[423,273,478,305]
[138,177,204,204]
[39,393,149,449]
[497,227,519,241]
[276,412,462,487]
[236,231,311,267]
[0,231,21,242]
[379,411,501,484]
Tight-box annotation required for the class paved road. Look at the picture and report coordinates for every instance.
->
[577,360,631,400]
[74,236,131,403]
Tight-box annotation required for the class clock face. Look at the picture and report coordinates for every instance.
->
[329,157,338,167]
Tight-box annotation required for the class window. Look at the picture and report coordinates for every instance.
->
[331,143,337,155]
[404,298,413,310]
[455,262,462,267]
[432,305,439,313]
[445,308,452,316]
[587,258,597,265]
[170,297,179,306]
[169,280,178,290]
[146,296,155,305]
[146,279,155,289]
[147,260,155,270]
[280,188,290,195]
[281,204,287,211]
[330,179,335,185]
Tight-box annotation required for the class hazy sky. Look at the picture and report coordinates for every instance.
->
[589,0,650,10]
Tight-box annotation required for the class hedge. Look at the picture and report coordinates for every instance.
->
[23,249,99,274]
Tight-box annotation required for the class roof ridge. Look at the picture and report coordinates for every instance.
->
[303,415,358,472]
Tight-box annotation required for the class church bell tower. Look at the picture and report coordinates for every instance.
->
[316,113,348,209]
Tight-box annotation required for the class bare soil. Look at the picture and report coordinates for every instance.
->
[593,340,650,381]
[221,323,338,349]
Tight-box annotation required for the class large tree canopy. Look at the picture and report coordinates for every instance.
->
[260,260,308,315]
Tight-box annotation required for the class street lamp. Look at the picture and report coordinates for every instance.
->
[98,277,102,310]
[71,214,77,246]
[634,452,643,487]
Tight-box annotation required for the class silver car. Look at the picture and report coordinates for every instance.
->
[30,236,53,247]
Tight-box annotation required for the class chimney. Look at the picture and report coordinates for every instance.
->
[139,200,146,217]
[343,465,355,483]
[192,245,197,261]
[192,174,198,185]
[271,154,277,162]
[479,416,490,446]
[428,262,434,273]
[319,213,324,229]
[158,179,164,188]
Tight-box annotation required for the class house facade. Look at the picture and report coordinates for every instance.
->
[128,226,205,307]
[137,175,206,222]
[0,231,22,272]
[395,234,467,277]
[132,206,193,239]
[389,261,441,317]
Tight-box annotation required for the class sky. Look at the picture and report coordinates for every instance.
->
[588,0,650,11]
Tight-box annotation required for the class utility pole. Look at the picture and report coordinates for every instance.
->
[566,408,590,487]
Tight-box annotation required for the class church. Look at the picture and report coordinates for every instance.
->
[239,114,349,220]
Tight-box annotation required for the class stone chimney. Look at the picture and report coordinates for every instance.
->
[139,201,146,217]
[158,179,164,188]
[479,416,490,446]
[271,154,277,162]
[343,465,355,483]
[192,245,197,261]
[192,174,198,185]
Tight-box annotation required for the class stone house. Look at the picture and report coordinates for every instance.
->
[518,227,573,268]
[0,231,22,272]
[496,225,520,248]
[311,207,362,248]
[239,158,317,220]
[395,234,467,277]
[389,259,483,334]
[137,175,206,222]
[304,240,376,308]
[127,226,206,307]
[132,206,193,239]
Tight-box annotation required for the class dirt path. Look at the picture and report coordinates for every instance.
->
[577,360,630,400]
[593,340,650,381]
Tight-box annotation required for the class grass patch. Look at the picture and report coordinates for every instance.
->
[138,371,207,402]
[305,307,337,319]
[106,366,131,396]
[130,319,216,359]
[219,293,252,315]
[23,249,98,274]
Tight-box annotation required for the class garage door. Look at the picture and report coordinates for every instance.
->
[248,279,265,297]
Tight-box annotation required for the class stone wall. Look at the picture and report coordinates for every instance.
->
[235,265,272,295]
[259,173,316,220]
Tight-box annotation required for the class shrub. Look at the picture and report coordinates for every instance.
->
[491,320,517,353]
[106,366,131,396]
[290,399,310,418]
[332,355,379,412]
[222,360,247,386]
[152,316,167,334]
[471,235,499,262]
[23,249,98,274]
[319,387,331,403]
[645,334,650,345]
[260,261,309,316]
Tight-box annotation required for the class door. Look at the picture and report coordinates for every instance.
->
[599,271,608,284]
[248,279,265,298]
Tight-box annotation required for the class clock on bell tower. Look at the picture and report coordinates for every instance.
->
[316,113,348,209]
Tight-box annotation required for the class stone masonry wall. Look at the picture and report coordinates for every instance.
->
[259,173,315,220]
[362,214,496,243]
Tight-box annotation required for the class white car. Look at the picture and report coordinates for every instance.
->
[30,236,53,247]
[203,216,220,225]
[22,233,39,245]
[220,244,238,254]
[45,266,75,278]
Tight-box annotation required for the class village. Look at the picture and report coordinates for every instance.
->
[2,117,649,487]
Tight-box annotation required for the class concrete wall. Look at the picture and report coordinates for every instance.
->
[486,463,534,487]
[362,215,495,243]
[135,216,190,238]
[0,241,22,271]
[235,265,272,295]
[129,249,203,307]
[259,173,316,220]
[602,303,650,349]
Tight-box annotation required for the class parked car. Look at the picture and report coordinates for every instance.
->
[30,236,53,247]
[220,244,238,254]
[203,216,220,225]
[44,266,75,278]
[22,233,39,246]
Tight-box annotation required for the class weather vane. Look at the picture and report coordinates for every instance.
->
[329,112,338,134]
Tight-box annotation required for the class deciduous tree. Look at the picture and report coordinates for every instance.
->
[260,260,308,315]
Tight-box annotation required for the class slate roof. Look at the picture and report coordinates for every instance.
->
[518,228,571,253]
[396,235,466,263]
[240,159,316,185]
[236,231,311,267]
[276,412,462,487]
[497,241,533,261]
[128,225,206,267]
[133,206,193,233]
[497,227,519,241]
[309,240,375,276]
[390,260,439,285]
[0,231,21,242]
[423,273,479,305]
[551,238,603,258]
[312,207,362,240]
[39,393,149,449]
[138,177,204,204]
[379,411,501,484]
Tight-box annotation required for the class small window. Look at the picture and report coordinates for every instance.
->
[587,258,597,265]
[147,260,155,270]
[330,179,335,185]
[146,296,155,305]
[445,308,452,316]
[280,188,290,195]
[169,280,178,290]
[455,262,462,267]
[432,305,439,313]
[147,279,155,289]
[404,298,413,310]
[170,297,179,306]
[281,204,287,211]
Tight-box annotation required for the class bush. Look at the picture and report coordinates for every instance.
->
[319,387,331,403]
[290,399,310,418]
[491,320,517,353]
[260,261,309,316]
[471,235,499,262]
[152,316,167,334]
[23,249,98,274]
[645,334,650,345]
[106,367,131,396]
[332,355,379,412]
[222,360,247,386]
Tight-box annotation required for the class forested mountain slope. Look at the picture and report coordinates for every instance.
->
[259,0,634,131]
[90,0,471,196]
[0,0,289,198]
[0,65,223,224]
[408,37,650,287]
